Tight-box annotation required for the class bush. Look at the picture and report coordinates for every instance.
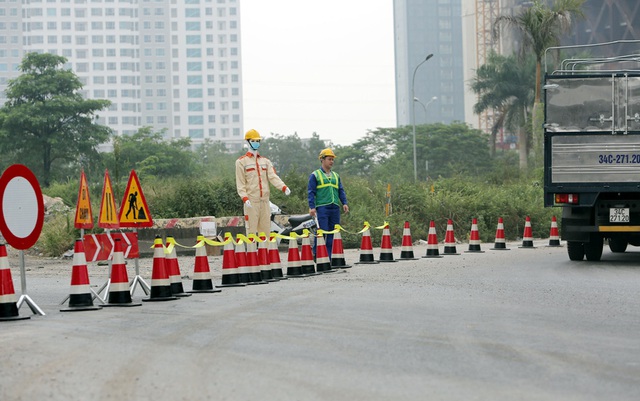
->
[36,212,77,256]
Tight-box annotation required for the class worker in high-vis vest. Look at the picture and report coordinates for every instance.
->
[236,129,291,235]
[308,148,349,258]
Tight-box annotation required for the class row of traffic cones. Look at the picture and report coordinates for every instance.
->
[354,216,562,263]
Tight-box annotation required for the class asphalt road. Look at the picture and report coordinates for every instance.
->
[1,241,639,401]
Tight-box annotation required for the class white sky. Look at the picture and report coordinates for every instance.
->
[240,0,397,146]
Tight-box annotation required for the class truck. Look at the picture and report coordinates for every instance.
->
[543,40,640,261]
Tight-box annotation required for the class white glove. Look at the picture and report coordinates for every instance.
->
[244,200,252,208]
[285,188,291,196]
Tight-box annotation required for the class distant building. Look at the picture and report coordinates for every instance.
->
[394,0,466,128]
[0,0,245,151]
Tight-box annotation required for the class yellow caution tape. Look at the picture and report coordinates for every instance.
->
[374,221,390,230]
[357,221,371,234]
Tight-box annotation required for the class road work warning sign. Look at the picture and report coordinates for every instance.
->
[74,171,93,229]
[118,170,153,228]
[98,169,119,229]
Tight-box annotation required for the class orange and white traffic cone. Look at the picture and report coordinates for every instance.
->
[143,236,178,302]
[423,220,443,258]
[520,216,535,248]
[268,233,287,280]
[490,217,510,250]
[465,218,484,253]
[356,224,379,264]
[165,236,191,297]
[257,233,277,282]
[102,239,141,307]
[0,243,30,321]
[245,237,267,284]
[330,228,351,269]
[442,219,460,255]
[189,235,220,293]
[547,216,561,247]
[300,235,318,275]
[315,233,333,272]
[286,238,304,277]
[235,237,251,284]
[61,239,102,312]
[217,233,245,287]
[378,224,397,262]
[398,221,418,260]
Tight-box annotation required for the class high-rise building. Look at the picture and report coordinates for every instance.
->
[394,0,466,128]
[0,0,245,151]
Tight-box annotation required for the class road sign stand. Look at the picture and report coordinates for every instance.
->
[129,230,149,296]
[16,251,45,316]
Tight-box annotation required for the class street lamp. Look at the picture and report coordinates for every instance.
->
[414,96,438,123]
[411,53,433,182]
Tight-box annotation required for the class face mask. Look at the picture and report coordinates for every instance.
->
[249,141,260,150]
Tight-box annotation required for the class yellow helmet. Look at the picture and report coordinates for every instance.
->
[244,129,261,141]
[318,148,337,160]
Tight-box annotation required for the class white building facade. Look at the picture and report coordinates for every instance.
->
[0,0,245,151]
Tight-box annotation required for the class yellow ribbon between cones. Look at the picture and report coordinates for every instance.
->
[193,233,233,248]
[374,222,390,230]
[357,221,371,234]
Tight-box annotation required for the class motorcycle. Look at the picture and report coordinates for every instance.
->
[270,202,317,246]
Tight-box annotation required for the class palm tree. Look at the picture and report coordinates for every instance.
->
[494,0,585,103]
[471,52,535,170]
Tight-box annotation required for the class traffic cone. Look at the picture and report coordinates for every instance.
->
[268,233,287,280]
[315,233,333,273]
[378,224,397,262]
[355,224,379,264]
[189,235,220,293]
[490,217,510,250]
[61,239,102,312]
[0,244,30,321]
[300,235,318,275]
[398,221,418,260]
[245,237,267,284]
[102,239,141,307]
[257,233,277,282]
[423,220,443,258]
[330,228,351,269]
[142,236,178,302]
[547,216,561,247]
[442,219,460,255]
[286,238,304,277]
[465,218,484,253]
[217,233,245,287]
[165,236,191,297]
[519,216,536,248]
[235,238,251,284]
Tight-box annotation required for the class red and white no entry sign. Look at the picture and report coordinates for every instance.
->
[0,164,45,250]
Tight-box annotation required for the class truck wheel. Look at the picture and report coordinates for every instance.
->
[567,241,584,261]
[608,238,628,253]
[585,236,603,261]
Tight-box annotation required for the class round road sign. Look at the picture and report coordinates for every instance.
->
[0,165,45,250]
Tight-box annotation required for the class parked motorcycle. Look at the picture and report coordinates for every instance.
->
[270,202,317,246]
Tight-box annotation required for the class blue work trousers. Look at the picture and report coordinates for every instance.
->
[314,204,341,259]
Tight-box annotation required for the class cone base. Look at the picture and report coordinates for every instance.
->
[422,255,443,258]
[102,302,142,307]
[142,296,178,302]
[442,252,460,256]
[398,257,418,261]
[490,247,511,251]
[464,250,485,253]
[247,281,269,285]
[189,288,223,292]
[0,314,30,321]
[216,283,246,288]
[546,241,562,247]
[60,305,103,312]
[378,259,398,262]
[338,265,352,269]
[355,261,379,264]
[173,292,193,297]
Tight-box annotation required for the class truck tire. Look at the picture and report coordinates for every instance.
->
[608,238,628,253]
[585,236,603,261]
[567,241,584,261]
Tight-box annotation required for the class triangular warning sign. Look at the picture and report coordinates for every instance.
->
[74,170,93,229]
[118,170,153,228]
[98,169,119,229]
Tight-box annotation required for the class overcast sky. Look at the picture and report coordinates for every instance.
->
[240,0,397,146]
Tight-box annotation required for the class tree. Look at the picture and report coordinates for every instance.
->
[494,0,585,103]
[0,53,111,186]
[471,52,535,169]
[260,132,330,175]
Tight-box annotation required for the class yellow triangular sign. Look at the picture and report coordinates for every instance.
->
[98,169,119,229]
[118,170,153,228]
[74,170,93,229]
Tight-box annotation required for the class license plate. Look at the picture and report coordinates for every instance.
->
[610,208,630,223]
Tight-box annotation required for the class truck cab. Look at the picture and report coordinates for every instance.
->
[543,41,640,261]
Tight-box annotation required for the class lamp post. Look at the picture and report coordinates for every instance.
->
[414,96,438,123]
[411,53,433,182]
